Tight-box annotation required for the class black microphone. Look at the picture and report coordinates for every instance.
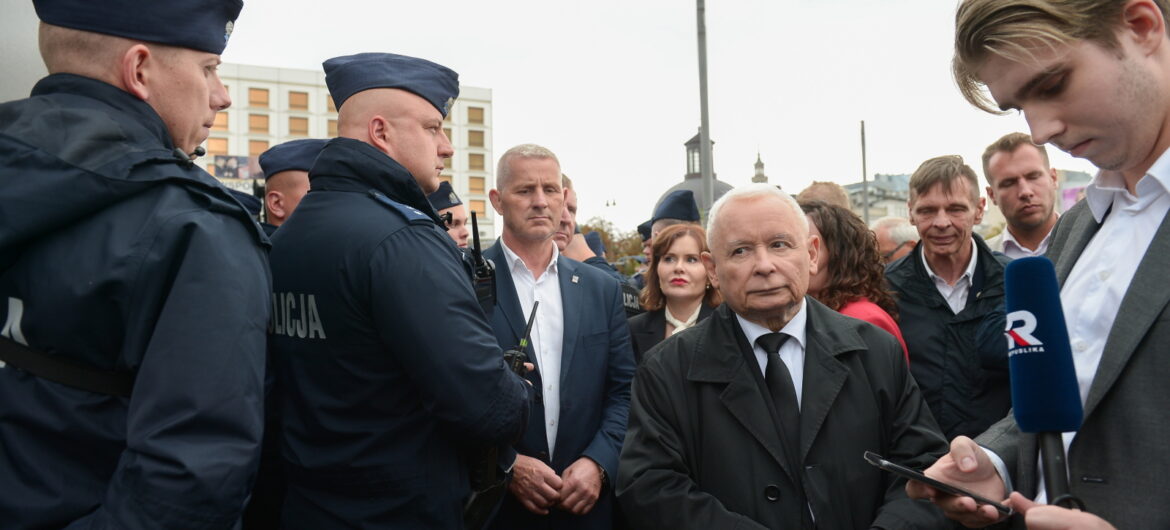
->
[191,146,206,158]
[1003,257,1084,509]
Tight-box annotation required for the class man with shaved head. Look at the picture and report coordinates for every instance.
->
[0,1,270,528]
[266,53,530,528]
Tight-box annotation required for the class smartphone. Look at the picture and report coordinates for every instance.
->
[863,451,1011,515]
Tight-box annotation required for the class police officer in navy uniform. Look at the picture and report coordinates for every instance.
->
[428,179,472,248]
[0,1,269,528]
[631,220,653,291]
[268,52,531,529]
[259,138,327,236]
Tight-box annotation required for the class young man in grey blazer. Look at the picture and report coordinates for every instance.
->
[908,1,1170,529]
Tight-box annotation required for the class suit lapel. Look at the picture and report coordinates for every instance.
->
[557,256,581,388]
[797,300,851,462]
[634,310,666,353]
[485,243,526,350]
[1053,207,1102,284]
[689,306,797,482]
[1084,208,1170,417]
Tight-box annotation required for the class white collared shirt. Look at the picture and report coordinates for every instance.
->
[999,223,1055,259]
[500,240,565,456]
[1029,149,1170,504]
[921,238,979,314]
[736,301,809,410]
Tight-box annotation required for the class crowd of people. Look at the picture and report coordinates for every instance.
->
[2,0,1168,529]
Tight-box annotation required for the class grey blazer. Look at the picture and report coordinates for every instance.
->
[977,198,1170,528]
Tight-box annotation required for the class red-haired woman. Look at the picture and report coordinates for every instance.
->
[627,224,722,365]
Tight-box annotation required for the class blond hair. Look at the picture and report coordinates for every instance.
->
[953,0,1170,113]
[796,181,851,211]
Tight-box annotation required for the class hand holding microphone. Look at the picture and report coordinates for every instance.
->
[1004,257,1085,511]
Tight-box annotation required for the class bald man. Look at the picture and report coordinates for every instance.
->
[260,138,327,234]
[266,53,530,528]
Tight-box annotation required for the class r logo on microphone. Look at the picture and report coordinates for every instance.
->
[1005,310,1044,353]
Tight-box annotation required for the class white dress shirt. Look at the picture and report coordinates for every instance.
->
[736,301,809,410]
[500,240,565,456]
[922,238,979,314]
[1028,151,1170,504]
[999,224,1054,259]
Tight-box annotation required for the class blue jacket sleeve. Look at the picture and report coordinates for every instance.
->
[369,226,530,445]
[579,277,636,479]
[67,209,270,529]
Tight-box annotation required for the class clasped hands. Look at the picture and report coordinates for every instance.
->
[508,454,603,516]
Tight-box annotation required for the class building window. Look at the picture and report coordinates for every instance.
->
[289,91,309,110]
[326,95,336,113]
[469,176,485,194]
[289,117,309,136]
[469,153,485,171]
[327,119,338,137]
[468,130,484,148]
[443,128,453,143]
[440,174,453,185]
[469,199,487,219]
[249,140,269,157]
[442,156,451,169]
[249,114,269,134]
[248,88,269,108]
[212,112,229,131]
[206,137,229,157]
[468,106,484,124]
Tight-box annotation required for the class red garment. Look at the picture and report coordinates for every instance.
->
[838,298,909,364]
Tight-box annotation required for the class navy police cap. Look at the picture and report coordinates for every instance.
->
[323,53,459,117]
[260,139,328,179]
[652,190,700,224]
[427,180,463,211]
[33,0,242,55]
[584,231,606,258]
[637,220,652,242]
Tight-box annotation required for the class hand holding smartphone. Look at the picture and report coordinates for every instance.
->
[864,451,1011,515]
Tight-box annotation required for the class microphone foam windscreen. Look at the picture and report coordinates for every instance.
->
[1004,256,1083,433]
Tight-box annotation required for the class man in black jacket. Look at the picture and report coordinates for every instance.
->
[0,1,269,527]
[886,155,1011,441]
[618,184,948,529]
[267,52,531,529]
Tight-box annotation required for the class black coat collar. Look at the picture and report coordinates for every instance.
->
[308,137,443,225]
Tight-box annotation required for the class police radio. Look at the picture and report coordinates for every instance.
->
[467,211,496,317]
[503,301,537,377]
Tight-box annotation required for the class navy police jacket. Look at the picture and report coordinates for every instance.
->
[0,75,271,529]
[269,138,531,529]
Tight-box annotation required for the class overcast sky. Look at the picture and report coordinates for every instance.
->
[7,0,1101,232]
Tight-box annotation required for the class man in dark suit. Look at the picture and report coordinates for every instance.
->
[908,1,1170,528]
[617,184,949,529]
[484,144,635,529]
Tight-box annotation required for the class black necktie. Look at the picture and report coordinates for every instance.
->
[757,332,814,528]
[757,332,800,453]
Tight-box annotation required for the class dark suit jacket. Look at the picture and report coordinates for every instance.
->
[617,301,949,529]
[627,304,716,365]
[977,199,1170,528]
[484,243,636,530]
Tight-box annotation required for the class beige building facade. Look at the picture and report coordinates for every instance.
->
[200,63,497,240]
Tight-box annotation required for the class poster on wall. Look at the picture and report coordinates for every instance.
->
[213,155,261,179]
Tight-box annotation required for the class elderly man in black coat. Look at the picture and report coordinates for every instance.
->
[617,184,949,529]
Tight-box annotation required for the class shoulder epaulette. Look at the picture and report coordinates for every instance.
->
[368,190,432,224]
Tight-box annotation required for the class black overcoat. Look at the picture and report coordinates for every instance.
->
[617,300,949,529]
